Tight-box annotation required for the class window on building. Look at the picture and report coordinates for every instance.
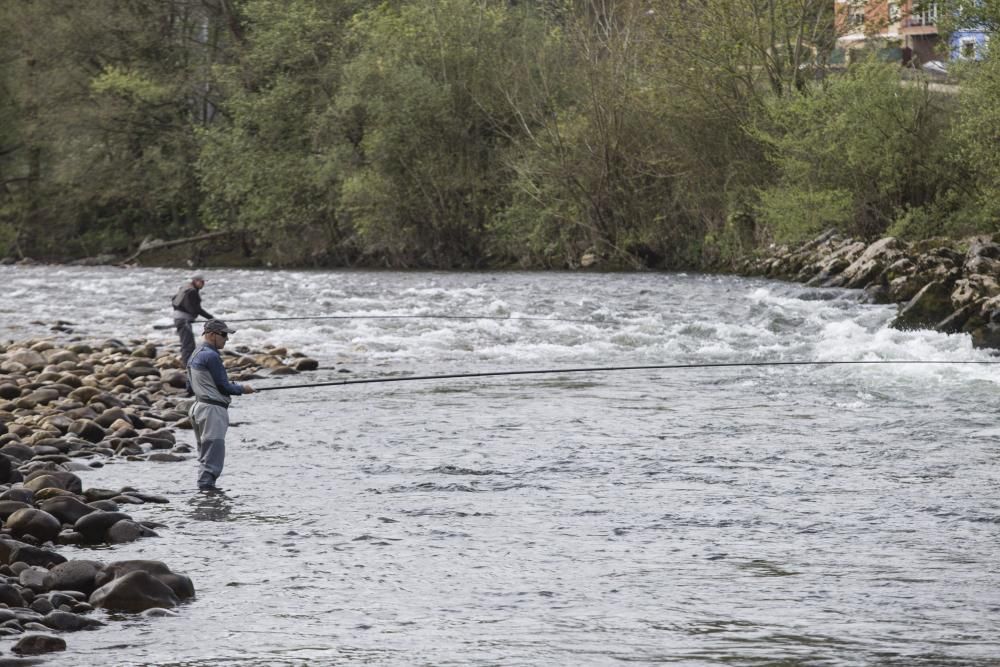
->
[843,0,865,27]
[911,2,939,26]
[961,39,977,59]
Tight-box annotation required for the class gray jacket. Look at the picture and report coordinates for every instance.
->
[186,342,245,407]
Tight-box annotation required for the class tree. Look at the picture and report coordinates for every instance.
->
[495,0,698,268]
[0,0,242,259]
[756,62,954,241]
[0,14,24,257]
[951,42,1000,233]
[197,0,363,265]
[656,0,836,100]
[332,0,529,267]
[940,0,1000,33]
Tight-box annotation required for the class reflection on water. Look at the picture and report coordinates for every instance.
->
[188,492,234,522]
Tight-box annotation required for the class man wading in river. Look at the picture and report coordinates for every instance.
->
[187,319,255,492]
[172,274,214,365]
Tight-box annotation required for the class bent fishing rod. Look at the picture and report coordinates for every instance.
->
[253,359,1000,393]
[154,313,611,329]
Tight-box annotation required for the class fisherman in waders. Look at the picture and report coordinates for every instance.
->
[187,319,255,492]
[172,274,214,366]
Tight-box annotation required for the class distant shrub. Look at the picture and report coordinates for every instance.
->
[756,62,954,241]
[757,186,852,244]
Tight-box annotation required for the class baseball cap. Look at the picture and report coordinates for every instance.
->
[203,319,236,335]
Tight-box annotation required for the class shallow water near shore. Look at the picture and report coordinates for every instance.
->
[3,265,1000,666]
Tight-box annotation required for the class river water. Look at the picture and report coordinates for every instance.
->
[2,265,999,666]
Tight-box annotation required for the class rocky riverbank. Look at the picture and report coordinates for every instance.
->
[0,335,319,658]
[739,230,1000,350]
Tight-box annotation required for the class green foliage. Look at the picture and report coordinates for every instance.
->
[0,0,245,259]
[886,205,944,239]
[91,67,171,103]
[197,0,364,265]
[0,14,25,258]
[497,110,608,268]
[655,0,835,100]
[950,49,1000,235]
[940,0,1000,34]
[0,222,17,257]
[332,0,526,267]
[0,0,993,268]
[758,187,853,243]
[756,62,954,241]
[491,2,727,269]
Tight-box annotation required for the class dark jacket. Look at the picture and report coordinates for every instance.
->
[172,283,213,321]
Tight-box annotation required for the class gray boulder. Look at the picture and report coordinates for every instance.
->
[828,237,903,289]
[86,499,119,512]
[0,539,66,567]
[964,237,1000,265]
[40,610,103,631]
[6,544,66,568]
[1,443,35,461]
[4,350,46,371]
[39,496,96,525]
[965,255,1000,276]
[96,560,195,601]
[12,634,67,655]
[295,358,319,371]
[82,488,120,502]
[67,419,105,444]
[107,520,146,544]
[24,470,82,494]
[44,560,102,595]
[74,511,133,543]
[951,274,1000,310]
[936,303,979,334]
[94,407,128,428]
[0,582,25,607]
[6,509,62,543]
[892,281,954,330]
[89,570,180,612]
[0,500,30,520]
[18,566,49,592]
[962,295,1000,348]
[68,386,101,403]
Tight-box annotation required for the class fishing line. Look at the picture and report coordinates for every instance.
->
[153,314,611,329]
[253,359,999,393]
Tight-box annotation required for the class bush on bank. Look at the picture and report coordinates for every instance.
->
[0,1,996,269]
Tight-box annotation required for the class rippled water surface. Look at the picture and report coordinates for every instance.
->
[3,266,1000,666]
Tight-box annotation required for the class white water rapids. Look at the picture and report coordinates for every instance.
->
[2,265,999,666]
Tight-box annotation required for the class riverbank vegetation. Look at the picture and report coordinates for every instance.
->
[0,0,997,269]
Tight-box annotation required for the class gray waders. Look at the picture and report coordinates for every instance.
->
[176,319,196,365]
[189,401,229,489]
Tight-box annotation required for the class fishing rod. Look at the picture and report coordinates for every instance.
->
[253,359,1000,393]
[153,314,610,329]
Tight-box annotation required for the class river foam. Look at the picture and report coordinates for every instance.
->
[2,265,1000,666]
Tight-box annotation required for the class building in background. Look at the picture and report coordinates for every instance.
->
[836,0,989,64]
[834,0,904,64]
[949,27,990,60]
[899,0,939,63]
